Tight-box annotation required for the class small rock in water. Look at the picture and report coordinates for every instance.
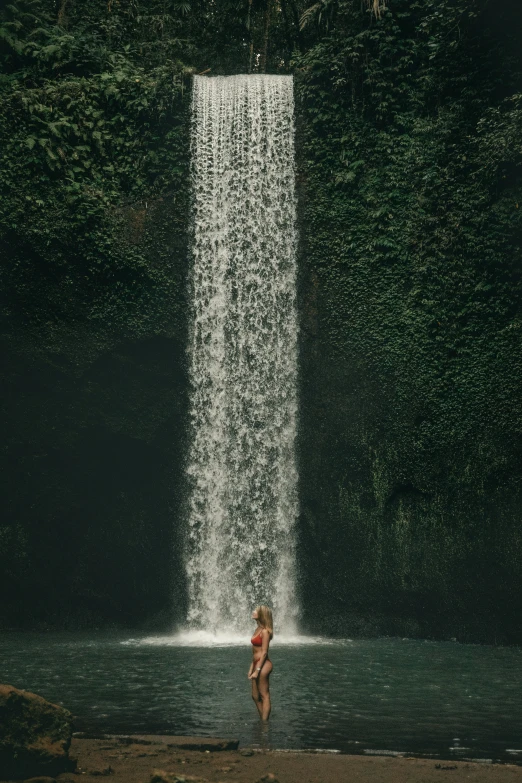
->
[73,732,109,740]
[240,749,254,757]
[24,778,57,783]
[150,772,203,783]
[150,773,173,783]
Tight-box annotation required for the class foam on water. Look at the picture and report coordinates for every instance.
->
[122,631,338,647]
[184,74,299,636]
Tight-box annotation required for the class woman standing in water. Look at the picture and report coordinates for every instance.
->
[248,605,273,721]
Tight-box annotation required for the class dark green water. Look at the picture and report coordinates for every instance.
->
[1,633,521,763]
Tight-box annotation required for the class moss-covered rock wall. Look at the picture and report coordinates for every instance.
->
[294,0,522,643]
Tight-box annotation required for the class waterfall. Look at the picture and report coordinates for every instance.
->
[184,74,299,637]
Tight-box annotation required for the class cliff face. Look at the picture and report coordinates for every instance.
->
[294,2,522,643]
[1,198,190,629]
[1,0,522,641]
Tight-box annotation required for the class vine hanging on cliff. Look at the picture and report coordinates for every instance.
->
[366,0,386,20]
[300,0,386,30]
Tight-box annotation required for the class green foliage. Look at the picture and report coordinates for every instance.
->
[0,0,193,354]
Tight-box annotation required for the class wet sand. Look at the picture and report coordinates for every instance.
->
[52,736,522,783]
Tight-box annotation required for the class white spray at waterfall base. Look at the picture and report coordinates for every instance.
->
[184,74,299,637]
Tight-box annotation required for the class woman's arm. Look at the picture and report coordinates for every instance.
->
[251,630,270,678]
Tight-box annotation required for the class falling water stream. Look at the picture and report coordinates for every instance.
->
[184,75,299,636]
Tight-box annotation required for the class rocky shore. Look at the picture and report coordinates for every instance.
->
[3,734,522,783]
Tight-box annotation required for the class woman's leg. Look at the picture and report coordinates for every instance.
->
[251,675,263,717]
[257,660,273,721]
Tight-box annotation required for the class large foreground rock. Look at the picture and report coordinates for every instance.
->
[0,684,75,779]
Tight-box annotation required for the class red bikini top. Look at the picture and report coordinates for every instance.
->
[251,630,263,646]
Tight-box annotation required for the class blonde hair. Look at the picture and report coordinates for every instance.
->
[256,605,273,638]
